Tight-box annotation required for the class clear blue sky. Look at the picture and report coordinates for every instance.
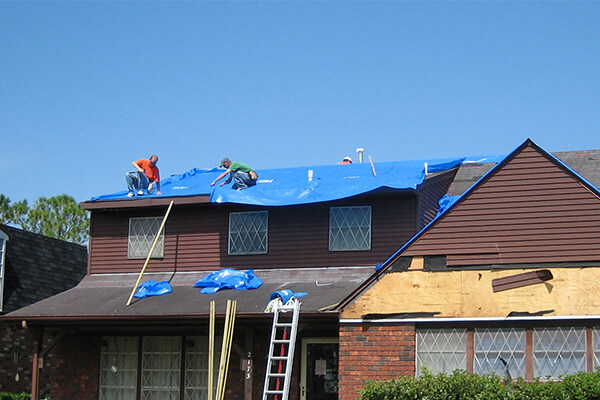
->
[1,1,598,204]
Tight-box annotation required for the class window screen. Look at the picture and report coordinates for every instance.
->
[99,336,139,400]
[329,206,371,251]
[533,327,586,379]
[416,328,467,376]
[475,328,526,378]
[228,211,268,255]
[128,217,165,259]
[141,336,181,400]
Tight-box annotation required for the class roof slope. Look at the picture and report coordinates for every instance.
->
[89,157,494,206]
[0,224,87,314]
[5,267,373,321]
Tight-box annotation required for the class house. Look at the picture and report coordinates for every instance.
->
[0,224,87,396]
[336,140,600,399]
[4,143,600,400]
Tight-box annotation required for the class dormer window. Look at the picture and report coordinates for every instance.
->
[0,230,7,312]
[329,206,372,251]
[128,217,165,259]
[228,211,268,255]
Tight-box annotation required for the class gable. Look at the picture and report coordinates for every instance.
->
[402,142,600,266]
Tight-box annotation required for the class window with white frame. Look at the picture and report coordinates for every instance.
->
[99,336,221,400]
[534,327,586,379]
[128,217,165,259]
[416,328,467,376]
[0,230,7,312]
[475,328,526,379]
[594,327,600,369]
[329,206,371,251]
[228,211,268,255]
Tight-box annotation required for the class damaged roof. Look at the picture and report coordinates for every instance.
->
[5,267,373,322]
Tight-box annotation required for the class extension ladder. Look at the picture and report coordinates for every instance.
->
[262,297,301,400]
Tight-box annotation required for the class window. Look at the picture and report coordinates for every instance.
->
[475,328,525,379]
[228,211,268,255]
[593,327,600,369]
[0,230,7,312]
[128,217,165,259]
[534,327,586,379]
[99,336,139,400]
[329,206,371,251]
[416,328,466,376]
[99,336,221,400]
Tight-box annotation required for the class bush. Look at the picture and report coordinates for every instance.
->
[359,370,600,400]
[0,393,30,400]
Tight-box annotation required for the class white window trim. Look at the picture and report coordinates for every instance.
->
[128,217,165,259]
[329,206,372,251]
[228,211,268,255]
[0,230,8,312]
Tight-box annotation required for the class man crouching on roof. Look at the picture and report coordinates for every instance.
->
[125,155,162,197]
[211,158,258,190]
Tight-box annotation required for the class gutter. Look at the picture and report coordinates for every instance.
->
[340,314,600,324]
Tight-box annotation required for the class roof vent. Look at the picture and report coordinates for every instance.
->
[356,148,365,163]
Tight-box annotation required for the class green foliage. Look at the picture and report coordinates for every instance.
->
[0,393,31,400]
[0,194,89,245]
[359,370,600,400]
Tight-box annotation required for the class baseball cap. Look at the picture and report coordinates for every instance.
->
[220,157,231,167]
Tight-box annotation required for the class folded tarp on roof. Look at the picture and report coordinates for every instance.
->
[91,156,504,206]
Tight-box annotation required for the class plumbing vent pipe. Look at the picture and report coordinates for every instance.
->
[356,148,365,163]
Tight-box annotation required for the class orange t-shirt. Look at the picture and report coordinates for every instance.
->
[136,159,160,183]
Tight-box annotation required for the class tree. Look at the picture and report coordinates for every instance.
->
[0,194,89,245]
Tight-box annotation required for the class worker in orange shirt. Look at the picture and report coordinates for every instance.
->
[125,155,162,197]
[338,156,352,165]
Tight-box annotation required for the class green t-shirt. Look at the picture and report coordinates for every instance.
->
[229,161,253,173]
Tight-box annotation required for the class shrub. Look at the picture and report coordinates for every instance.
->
[0,393,30,400]
[358,370,600,400]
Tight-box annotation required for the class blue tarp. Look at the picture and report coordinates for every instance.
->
[90,156,504,206]
[269,289,308,304]
[194,269,263,294]
[134,280,173,298]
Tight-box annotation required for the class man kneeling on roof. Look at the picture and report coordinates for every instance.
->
[125,155,162,197]
[211,157,258,190]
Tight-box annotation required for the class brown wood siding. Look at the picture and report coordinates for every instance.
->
[417,169,458,229]
[89,194,417,273]
[403,144,600,266]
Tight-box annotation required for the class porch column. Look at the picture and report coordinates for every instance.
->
[30,327,44,400]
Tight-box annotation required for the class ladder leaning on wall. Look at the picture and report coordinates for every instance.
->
[262,297,301,400]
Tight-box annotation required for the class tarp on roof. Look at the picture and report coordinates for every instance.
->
[91,157,503,206]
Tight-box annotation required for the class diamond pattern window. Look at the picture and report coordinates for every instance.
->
[475,328,526,379]
[99,336,139,400]
[141,336,181,400]
[594,327,600,369]
[184,336,222,400]
[416,328,466,376]
[329,206,371,251]
[128,217,165,259]
[0,230,7,312]
[534,327,586,379]
[228,211,268,255]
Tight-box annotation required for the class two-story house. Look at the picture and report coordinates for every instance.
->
[6,142,600,400]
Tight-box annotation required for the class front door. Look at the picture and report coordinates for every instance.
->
[300,338,339,400]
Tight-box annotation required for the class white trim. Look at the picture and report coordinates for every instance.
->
[0,230,8,241]
[341,315,600,324]
[0,232,7,312]
[300,337,339,400]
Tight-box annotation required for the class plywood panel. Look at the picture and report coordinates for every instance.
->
[341,267,600,319]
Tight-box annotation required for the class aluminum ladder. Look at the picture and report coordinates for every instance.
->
[262,298,301,400]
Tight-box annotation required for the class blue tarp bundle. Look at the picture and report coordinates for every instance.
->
[90,156,504,206]
[194,269,263,294]
[269,289,308,304]
[134,280,173,298]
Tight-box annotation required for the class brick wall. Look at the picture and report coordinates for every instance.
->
[49,333,100,400]
[339,324,415,400]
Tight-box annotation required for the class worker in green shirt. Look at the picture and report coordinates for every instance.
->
[211,157,258,190]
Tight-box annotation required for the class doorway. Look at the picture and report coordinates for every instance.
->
[300,338,339,400]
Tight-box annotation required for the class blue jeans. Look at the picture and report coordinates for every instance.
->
[231,171,256,190]
[126,171,150,192]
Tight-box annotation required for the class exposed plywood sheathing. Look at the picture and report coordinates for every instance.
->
[340,267,600,319]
